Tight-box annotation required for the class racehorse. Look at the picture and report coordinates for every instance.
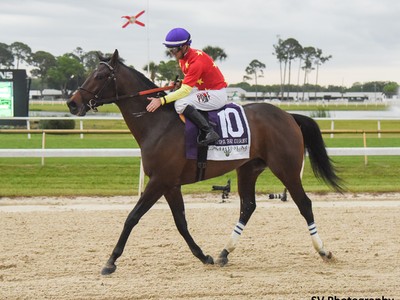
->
[67,50,343,275]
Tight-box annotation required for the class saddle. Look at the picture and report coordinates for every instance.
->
[181,103,251,181]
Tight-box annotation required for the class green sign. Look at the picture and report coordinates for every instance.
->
[0,81,13,117]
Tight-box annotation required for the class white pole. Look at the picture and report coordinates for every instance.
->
[377,120,381,138]
[41,132,46,166]
[80,120,84,139]
[26,119,31,139]
[138,159,145,196]
[146,0,150,75]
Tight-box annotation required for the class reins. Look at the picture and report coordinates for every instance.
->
[79,61,175,112]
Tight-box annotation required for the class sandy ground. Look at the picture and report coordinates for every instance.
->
[0,193,399,300]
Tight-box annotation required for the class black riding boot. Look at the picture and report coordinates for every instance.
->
[183,105,220,146]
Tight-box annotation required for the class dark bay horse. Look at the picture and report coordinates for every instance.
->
[67,50,342,275]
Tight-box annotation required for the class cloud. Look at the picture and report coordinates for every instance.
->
[1,0,399,86]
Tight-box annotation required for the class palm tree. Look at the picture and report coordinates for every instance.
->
[202,46,227,62]
[281,38,302,100]
[273,37,287,99]
[301,46,316,100]
[245,59,266,101]
[314,48,332,98]
[273,37,302,100]
[142,61,159,82]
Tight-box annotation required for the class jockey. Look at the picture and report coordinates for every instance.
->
[146,27,228,146]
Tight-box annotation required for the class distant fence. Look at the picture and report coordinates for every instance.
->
[1,116,400,139]
[29,98,396,106]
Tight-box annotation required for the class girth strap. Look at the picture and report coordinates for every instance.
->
[195,111,210,181]
[196,145,208,182]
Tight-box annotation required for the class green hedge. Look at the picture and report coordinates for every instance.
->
[39,119,76,129]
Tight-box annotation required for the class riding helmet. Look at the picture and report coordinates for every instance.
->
[163,28,192,48]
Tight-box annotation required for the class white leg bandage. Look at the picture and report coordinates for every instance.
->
[225,221,245,253]
[308,222,325,255]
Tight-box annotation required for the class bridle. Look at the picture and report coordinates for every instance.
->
[78,61,175,113]
[78,61,119,112]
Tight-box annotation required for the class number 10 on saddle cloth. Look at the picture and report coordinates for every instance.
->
[185,103,251,160]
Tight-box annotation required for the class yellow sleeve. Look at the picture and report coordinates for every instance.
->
[163,84,192,104]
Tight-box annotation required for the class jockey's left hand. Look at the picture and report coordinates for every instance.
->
[146,97,162,112]
[171,79,182,91]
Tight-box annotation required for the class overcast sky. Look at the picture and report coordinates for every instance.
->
[1,0,399,87]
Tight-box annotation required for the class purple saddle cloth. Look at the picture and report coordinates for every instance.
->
[185,103,251,161]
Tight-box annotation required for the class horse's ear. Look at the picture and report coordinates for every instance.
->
[110,49,119,66]
[97,51,106,62]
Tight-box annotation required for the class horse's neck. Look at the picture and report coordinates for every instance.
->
[116,68,179,147]
[118,100,179,148]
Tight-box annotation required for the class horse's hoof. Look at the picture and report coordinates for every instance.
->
[215,256,229,267]
[204,255,214,265]
[320,251,333,261]
[215,249,229,266]
[101,263,117,275]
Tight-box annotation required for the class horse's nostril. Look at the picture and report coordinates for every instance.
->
[67,99,80,115]
[67,100,77,108]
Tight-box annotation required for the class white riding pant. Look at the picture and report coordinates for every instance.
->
[174,88,228,114]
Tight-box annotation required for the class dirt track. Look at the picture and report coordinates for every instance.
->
[1,193,399,300]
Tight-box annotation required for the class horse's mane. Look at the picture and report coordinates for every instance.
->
[125,64,158,90]
[99,54,158,90]
[101,54,174,111]
[122,60,177,113]
[120,62,158,90]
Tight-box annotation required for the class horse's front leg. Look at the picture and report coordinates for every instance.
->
[164,186,214,265]
[215,198,256,267]
[101,180,165,275]
[216,161,262,266]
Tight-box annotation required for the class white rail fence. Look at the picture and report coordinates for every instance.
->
[2,116,399,194]
[1,146,399,159]
[1,147,399,195]
[1,147,399,158]
[1,146,399,195]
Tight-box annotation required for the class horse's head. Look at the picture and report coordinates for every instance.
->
[67,49,120,116]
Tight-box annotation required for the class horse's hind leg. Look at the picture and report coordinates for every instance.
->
[216,159,265,266]
[164,186,214,264]
[289,183,332,260]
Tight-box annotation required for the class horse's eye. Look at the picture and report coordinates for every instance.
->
[95,73,104,80]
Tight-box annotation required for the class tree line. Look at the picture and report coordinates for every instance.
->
[235,37,398,99]
[0,40,398,99]
[1,41,111,97]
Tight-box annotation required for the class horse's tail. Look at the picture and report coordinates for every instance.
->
[291,113,344,192]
